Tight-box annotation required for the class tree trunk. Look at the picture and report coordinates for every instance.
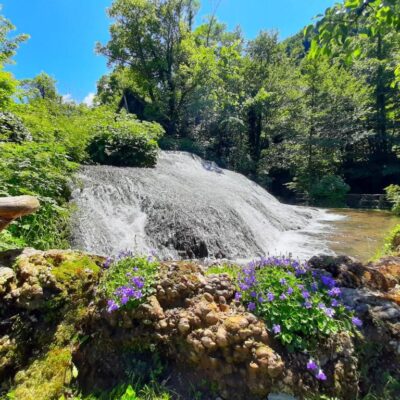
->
[247,105,262,170]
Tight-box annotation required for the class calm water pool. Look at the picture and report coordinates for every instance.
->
[324,209,400,262]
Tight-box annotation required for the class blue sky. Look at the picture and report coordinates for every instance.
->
[2,0,337,104]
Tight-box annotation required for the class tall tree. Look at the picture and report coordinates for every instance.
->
[0,9,28,65]
[22,72,60,102]
[98,0,215,137]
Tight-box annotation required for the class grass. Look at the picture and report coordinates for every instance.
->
[205,263,240,279]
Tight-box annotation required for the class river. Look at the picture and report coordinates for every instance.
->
[324,209,400,262]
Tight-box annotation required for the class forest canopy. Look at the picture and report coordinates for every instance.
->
[94,0,400,202]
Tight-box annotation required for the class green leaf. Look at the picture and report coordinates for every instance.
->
[303,24,314,38]
[72,363,79,379]
[345,0,363,9]
[352,47,362,58]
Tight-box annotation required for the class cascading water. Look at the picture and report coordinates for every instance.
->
[71,151,339,260]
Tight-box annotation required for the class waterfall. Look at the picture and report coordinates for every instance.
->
[71,151,338,260]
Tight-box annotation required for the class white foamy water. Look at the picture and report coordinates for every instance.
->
[71,151,342,260]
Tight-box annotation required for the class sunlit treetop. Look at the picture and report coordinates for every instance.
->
[305,0,400,85]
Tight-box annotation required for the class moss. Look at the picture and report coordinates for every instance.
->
[8,347,73,400]
[51,255,101,283]
[2,251,104,399]
[205,263,239,279]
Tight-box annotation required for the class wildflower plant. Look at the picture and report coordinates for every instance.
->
[100,251,159,313]
[236,256,361,352]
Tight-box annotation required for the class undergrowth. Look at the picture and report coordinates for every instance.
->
[100,252,159,312]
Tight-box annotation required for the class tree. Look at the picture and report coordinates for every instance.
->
[0,68,18,109]
[305,0,400,191]
[0,9,28,65]
[98,0,215,137]
[0,9,28,110]
[22,72,61,102]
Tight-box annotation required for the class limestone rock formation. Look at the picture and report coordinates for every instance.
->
[0,196,40,232]
[0,250,399,399]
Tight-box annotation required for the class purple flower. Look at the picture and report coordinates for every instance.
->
[107,299,119,313]
[248,302,256,312]
[316,369,327,381]
[250,291,257,298]
[321,275,336,288]
[121,295,129,305]
[272,324,281,334]
[331,299,339,307]
[328,287,341,297]
[239,283,249,291]
[267,292,275,302]
[304,301,312,309]
[311,281,318,292]
[287,287,294,295]
[234,292,242,301]
[279,278,287,285]
[258,295,264,303]
[302,290,310,299]
[324,307,335,317]
[132,277,144,289]
[307,360,318,371]
[279,293,287,301]
[294,266,307,276]
[352,316,363,327]
[103,257,113,269]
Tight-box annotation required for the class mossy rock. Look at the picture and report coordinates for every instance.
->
[9,346,73,400]
[49,254,101,283]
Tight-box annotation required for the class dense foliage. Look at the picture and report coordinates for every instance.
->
[0,10,164,250]
[0,142,77,249]
[101,252,159,312]
[87,113,164,167]
[385,184,400,215]
[236,257,360,353]
[95,0,400,202]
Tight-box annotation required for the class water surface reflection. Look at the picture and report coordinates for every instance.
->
[325,209,400,262]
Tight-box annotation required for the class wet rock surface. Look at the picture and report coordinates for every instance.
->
[0,250,399,399]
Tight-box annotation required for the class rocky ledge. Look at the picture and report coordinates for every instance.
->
[0,249,399,400]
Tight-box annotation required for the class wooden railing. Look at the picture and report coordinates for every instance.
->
[294,193,391,210]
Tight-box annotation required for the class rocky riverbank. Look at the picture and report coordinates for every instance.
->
[0,249,399,400]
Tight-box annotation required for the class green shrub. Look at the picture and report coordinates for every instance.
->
[0,142,77,249]
[0,230,26,251]
[382,224,400,255]
[87,114,164,167]
[74,383,172,400]
[309,175,350,207]
[236,257,359,352]
[385,184,400,215]
[100,253,159,312]
[0,111,32,143]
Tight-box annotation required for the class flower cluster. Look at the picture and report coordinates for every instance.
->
[235,255,362,357]
[101,252,159,313]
